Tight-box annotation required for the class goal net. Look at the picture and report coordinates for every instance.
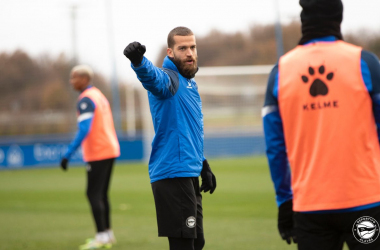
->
[196,65,272,158]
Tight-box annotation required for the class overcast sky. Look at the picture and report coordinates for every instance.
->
[1,0,380,83]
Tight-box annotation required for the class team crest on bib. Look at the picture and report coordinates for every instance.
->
[80,102,88,110]
[186,216,196,228]
[352,216,379,244]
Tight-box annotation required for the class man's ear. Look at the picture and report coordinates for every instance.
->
[167,48,174,58]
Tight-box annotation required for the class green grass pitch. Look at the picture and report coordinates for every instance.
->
[0,156,348,250]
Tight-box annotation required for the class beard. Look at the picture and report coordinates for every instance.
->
[171,54,198,79]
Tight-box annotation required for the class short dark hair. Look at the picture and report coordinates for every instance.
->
[167,26,194,48]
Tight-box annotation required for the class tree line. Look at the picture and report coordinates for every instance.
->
[156,21,380,66]
[0,51,112,114]
[0,22,379,135]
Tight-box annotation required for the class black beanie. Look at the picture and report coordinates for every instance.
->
[299,0,343,45]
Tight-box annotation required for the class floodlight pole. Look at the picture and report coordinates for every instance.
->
[274,0,284,60]
[105,0,122,132]
[71,5,78,64]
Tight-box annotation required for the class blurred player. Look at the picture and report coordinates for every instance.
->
[263,0,380,249]
[60,65,120,250]
[123,27,216,250]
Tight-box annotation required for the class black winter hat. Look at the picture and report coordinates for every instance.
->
[299,0,343,45]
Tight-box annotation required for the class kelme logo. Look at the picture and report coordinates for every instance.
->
[352,216,379,244]
[301,65,334,97]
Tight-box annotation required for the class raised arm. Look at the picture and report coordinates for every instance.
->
[124,42,173,99]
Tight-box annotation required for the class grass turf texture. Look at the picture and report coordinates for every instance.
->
[0,156,348,250]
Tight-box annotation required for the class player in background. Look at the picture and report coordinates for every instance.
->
[123,27,216,250]
[60,65,120,250]
[263,0,380,249]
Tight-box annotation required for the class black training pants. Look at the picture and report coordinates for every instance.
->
[86,158,115,233]
[295,206,380,250]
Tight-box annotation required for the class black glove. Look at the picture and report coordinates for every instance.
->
[123,41,146,66]
[278,199,297,244]
[60,158,68,171]
[200,159,216,194]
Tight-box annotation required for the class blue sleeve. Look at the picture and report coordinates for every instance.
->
[131,57,174,99]
[262,64,293,207]
[63,97,95,160]
[361,50,380,142]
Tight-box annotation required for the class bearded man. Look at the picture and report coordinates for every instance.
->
[123,26,216,250]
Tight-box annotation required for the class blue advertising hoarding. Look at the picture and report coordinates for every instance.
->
[0,133,265,169]
[0,134,144,169]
